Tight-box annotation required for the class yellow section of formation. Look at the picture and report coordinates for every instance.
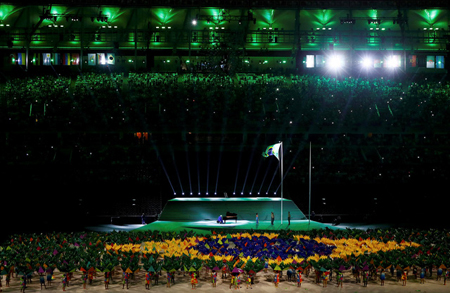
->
[105,233,420,263]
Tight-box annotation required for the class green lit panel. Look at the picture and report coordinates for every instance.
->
[192,7,229,29]
[49,6,66,15]
[410,9,448,31]
[251,9,296,30]
[150,7,182,26]
[101,6,123,23]
[0,4,15,21]
[352,9,396,31]
[301,9,337,30]
[416,43,445,51]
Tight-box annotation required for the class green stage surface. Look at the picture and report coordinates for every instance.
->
[134,197,339,233]
[134,219,340,234]
[158,197,307,222]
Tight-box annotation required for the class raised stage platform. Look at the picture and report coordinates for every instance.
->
[158,197,307,222]
[134,197,335,233]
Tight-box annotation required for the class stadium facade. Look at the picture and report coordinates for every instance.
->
[0,0,449,74]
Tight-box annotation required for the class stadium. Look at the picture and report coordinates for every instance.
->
[1,0,450,292]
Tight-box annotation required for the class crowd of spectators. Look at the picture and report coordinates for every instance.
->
[2,72,450,221]
[2,72,450,132]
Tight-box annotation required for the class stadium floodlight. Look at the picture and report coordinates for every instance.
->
[385,55,400,68]
[327,54,344,70]
[361,57,373,68]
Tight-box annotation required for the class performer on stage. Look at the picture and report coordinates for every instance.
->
[363,270,369,287]
[211,271,217,287]
[82,272,88,289]
[297,271,302,287]
[190,272,198,289]
[274,272,280,287]
[380,269,386,286]
[229,274,235,289]
[217,215,223,224]
[322,270,329,287]
[166,272,171,288]
[104,272,110,289]
[122,272,129,289]
[337,271,343,288]
[246,274,252,289]
[402,270,407,286]
[61,274,67,292]
[145,272,151,290]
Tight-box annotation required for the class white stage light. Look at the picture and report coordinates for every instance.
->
[192,19,197,25]
[362,57,372,68]
[327,55,344,70]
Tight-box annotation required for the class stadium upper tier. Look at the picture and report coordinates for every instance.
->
[1,72,449,132]
[0,4,449,58]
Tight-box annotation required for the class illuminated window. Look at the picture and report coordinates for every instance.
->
[426,56,435,68]
[306,55,314,68]
[374,58,382,68]
[436,56,444,69]
[315,55,325,68]
[408,55,417,67]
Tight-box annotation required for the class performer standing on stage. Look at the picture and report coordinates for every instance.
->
[211,271,217,287]
[145,272,151,290]
[190,272,198,289]
[297,271,302,287]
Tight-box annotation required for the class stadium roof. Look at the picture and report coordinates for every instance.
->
[4,0,450,9]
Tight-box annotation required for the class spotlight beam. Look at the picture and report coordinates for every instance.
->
[250,159,263,196]
[265,164,280,195]
[171,152,184,195]
[258,160,272,195]
[185,145,192,196]
[240,151,255,195]
[215,145,223,197]
[233,150,243,196]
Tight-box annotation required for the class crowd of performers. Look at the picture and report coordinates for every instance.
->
[1,262,449,291]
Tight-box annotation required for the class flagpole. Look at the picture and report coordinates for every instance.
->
[308,141,311,229]
[280,141,283,225]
